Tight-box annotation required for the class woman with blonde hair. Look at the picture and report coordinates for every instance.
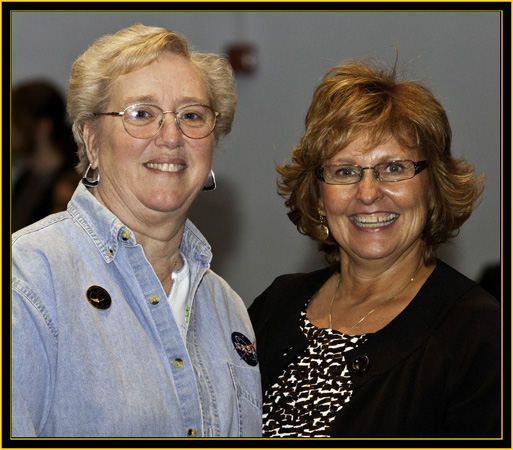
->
[249,59,500,437]
[12,24,261,437]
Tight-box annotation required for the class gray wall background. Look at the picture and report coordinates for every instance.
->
[11,10,502,306]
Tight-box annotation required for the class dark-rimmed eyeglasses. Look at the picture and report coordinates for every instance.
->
[94,103,219,139]
[315,160,428,185]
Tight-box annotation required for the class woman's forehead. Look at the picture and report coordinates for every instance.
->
[326,129,420,160]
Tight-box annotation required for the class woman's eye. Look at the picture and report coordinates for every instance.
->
[182,112,200,121]
[334,167,357,177]
[384,162,405,174]
[179,109,203,122]
[127,108,154,121]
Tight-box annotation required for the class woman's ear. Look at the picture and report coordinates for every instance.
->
[83,123,99,169]
[318,198,326,217]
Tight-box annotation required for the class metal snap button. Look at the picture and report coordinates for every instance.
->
[121,230,130,241]
[173,359,184,369]
[188,428,197,437]
[149,294,160,305]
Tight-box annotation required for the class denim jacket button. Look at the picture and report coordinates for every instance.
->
[173,359,184,369]
[121,230,130,241]
[149,295,160,305]
[188,428,197,437]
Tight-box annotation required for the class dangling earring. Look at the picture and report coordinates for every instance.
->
[319,213,330,239]
[82,164,100,188]
[203,170,216,191]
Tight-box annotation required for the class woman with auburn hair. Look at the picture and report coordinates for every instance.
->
[12,24,261,437]
[249,59,500,437]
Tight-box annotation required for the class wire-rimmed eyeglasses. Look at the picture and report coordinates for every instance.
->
[94,103,219,139]
[315,160,428,185]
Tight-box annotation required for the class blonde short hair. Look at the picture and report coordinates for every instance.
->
[67,23,236,173]
[277,59,484,268]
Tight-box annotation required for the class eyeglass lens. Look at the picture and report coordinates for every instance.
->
[322,160,421,184]
[123,104,216,139]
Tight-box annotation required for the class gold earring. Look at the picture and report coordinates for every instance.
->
[319,214,329,239]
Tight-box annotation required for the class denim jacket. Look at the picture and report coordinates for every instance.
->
[12,183,262,438]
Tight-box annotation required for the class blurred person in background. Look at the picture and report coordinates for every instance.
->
[11,80,80,232]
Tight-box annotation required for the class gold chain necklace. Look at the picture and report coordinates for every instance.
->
[328,262,422,336]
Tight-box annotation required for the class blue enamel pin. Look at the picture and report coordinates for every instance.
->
[231,332,258,366]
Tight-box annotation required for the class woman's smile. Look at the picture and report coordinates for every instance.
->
[144,162,186,173]
[350,212,399,229]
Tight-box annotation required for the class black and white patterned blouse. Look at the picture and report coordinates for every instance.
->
[262,302,368,437]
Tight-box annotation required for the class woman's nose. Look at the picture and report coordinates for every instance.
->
[155,113,183,145]
[356,169,384,204]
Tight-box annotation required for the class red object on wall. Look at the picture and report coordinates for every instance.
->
[226,44,258,74]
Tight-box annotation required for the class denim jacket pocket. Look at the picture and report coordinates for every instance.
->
[227,361,262,437]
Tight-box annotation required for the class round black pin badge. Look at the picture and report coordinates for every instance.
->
[86,285,112,310]
[231,332,258,366]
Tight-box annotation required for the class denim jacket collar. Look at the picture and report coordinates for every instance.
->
[67,183,212,268]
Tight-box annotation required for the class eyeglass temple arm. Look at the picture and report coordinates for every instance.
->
[93,112,124,117]
[413,160,428,173]
[314,167,326,181]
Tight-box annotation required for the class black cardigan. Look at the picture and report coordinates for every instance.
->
[249,260,501,438]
